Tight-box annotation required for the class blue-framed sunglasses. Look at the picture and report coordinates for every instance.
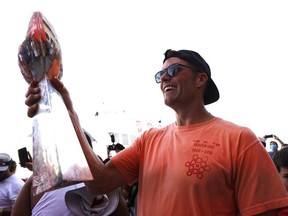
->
[154,63,197,83]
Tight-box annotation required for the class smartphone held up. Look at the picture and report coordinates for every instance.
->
[18,147,30,167]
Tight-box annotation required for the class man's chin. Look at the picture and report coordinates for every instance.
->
[164,99,174,109]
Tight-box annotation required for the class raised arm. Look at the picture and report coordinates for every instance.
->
[273,135,285,147]
[24,77,126,194]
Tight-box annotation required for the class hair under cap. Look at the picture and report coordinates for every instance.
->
[163,49,220,105]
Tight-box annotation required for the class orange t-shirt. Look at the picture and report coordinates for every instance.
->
[111,117,288,216]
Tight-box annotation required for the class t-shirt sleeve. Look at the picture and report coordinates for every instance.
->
[9,175,24,206]
[111,135,142,186]
[235,130,288,215]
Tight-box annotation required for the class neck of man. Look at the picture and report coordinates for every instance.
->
[175,107,214,126]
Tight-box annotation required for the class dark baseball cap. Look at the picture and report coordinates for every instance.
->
[163,49,220,105]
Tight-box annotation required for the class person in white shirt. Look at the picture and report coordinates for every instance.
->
[0,153,24,216]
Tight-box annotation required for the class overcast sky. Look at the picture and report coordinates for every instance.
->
[1,0,288,177]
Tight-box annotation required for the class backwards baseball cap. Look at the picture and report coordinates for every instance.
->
[65,186,120,216]
[0,153,12,171]
[163,49,220,105]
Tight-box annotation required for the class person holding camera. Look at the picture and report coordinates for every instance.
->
[269,141,279,158]
[263,134,285,158]
[0,153,24,216]
[24,49,288,215]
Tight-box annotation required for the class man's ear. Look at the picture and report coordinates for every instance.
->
[197,72,209,88]
[9,160,17,173]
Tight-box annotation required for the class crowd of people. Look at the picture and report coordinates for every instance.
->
[2,48,288,215]
[1,134,134,216]
[259,134,288,158]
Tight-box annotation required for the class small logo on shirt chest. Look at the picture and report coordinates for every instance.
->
[185,155,211,179]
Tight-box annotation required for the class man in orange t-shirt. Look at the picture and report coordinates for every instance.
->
[25,49,288,215]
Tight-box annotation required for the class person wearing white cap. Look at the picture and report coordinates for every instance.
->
[0,153,24,216]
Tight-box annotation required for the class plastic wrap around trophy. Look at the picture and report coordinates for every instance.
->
[18,11,93,195]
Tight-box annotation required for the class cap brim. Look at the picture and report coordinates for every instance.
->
[0,166,8,171]
[204,78,220,105]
